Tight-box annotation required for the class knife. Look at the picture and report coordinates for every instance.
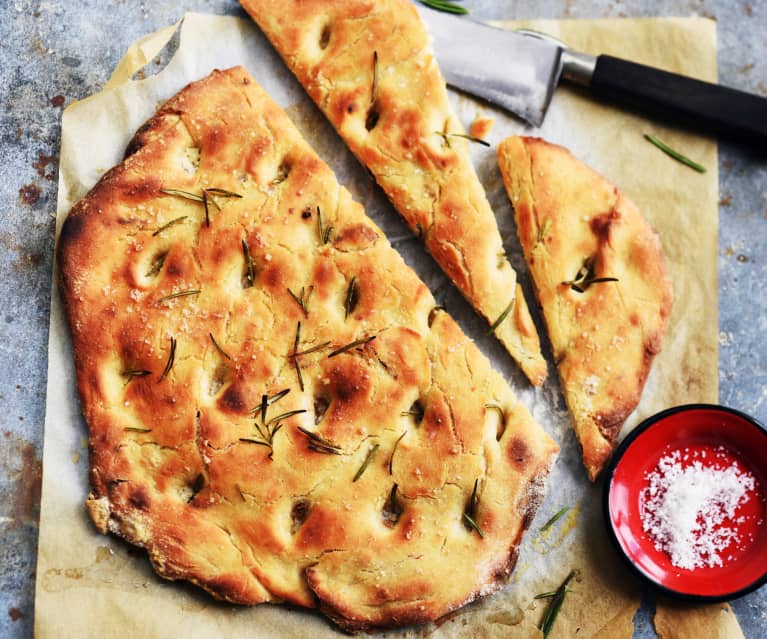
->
[418,6,767,146]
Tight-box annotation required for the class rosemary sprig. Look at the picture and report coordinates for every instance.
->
[344,276,358,320]
[644,134,706,173]
[538,570,576,638]
[160,187,242,227]
[242,240,255,287]
[241,393,303,458]
[489,298,514,333]
[157,288,201,304]
[540,506,570,532]
[209,333,231,360]
[353,443,380,482]
[124,427,152,433]
[419,0,468,15]
[298,426,343,455]
[152,215,187,237]
[437,131,490,147]
[371,50,379,105]
[463,478,485,538]
[563,256,618,293]
[122,369,151,381]
[317,206,333,244]
[328,335,376,358]
[158,336,177,382]
[288,285,313,316]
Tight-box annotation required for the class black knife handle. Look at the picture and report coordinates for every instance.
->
[590,54,767,147]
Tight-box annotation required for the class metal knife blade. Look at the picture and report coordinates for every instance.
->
[416,6,563,127]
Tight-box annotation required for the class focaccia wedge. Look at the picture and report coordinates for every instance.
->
[239,0,548,386]
[57,68,558,633]
[497,136,672,480]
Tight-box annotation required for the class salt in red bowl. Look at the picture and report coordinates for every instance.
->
[603,403,767,601]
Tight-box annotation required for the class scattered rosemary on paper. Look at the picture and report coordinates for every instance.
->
[563,256,618,293]
[644,134,706,173]
[462,478,484,538]
[419,0,468,15]
[537,570,576,638]
[540,506,570,532]
[353,443,380,482]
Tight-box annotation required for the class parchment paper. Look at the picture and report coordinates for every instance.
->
[36,12,727,639]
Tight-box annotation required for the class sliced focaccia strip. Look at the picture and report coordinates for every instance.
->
[497,136,672,480]
[239,0,548,386]
[57,67,558,633]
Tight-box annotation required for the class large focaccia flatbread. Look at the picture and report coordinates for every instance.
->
[497,137,672,480]
[239,0,548,386]
[57,68,558,632]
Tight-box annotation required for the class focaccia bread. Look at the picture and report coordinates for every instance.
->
[239,0,548,386]
[497,136,672,480]
[57,67,558,632]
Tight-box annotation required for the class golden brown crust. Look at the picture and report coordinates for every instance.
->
[497,136,673,480]
[58,68,558,632]
[239,0,547,386]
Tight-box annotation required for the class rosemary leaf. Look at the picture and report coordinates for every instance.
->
[203,191,211,227]
[353,443,380,482]
[371,50,379,106]
[298,426,342,454]
[538,570,576,638]
[239,437,272,447]
[428,305,445,328]
[540,506,570,532]
[124,427,152,433]
[344,276,358,320]
[484,403,505,421]
[419,0,469,15]
[534,591,558,600]
[292,322,304,391]
[209,332,232,360]
[160,188,204,202]
[563,257,618,293]
[383,483,403,523]
[644,134,706,173]
[317,205,333,244]
[328,335,376,358]
[260,393,268,427]
[203,188,243,199]
[437,131,490,147]
[158,336,177,382]
[462,512,485,538]
[157,289,201,304]
[288,286,313,316]
[489,298,514,333]
[242,240,255,287]
[152,216,187,237]
[268,388,291,405]
[122,369,151,381]
[267,409,307,426]
[389,430,407,475]
[291,341,331,358]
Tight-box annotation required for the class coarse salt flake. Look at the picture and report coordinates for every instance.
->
[640,449,755,570]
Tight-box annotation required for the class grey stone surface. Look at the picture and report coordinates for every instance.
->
[0,0,764,637]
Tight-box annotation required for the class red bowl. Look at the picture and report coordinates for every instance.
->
[603,404,767,601]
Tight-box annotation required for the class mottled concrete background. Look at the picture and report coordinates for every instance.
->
[1,1,765,637]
